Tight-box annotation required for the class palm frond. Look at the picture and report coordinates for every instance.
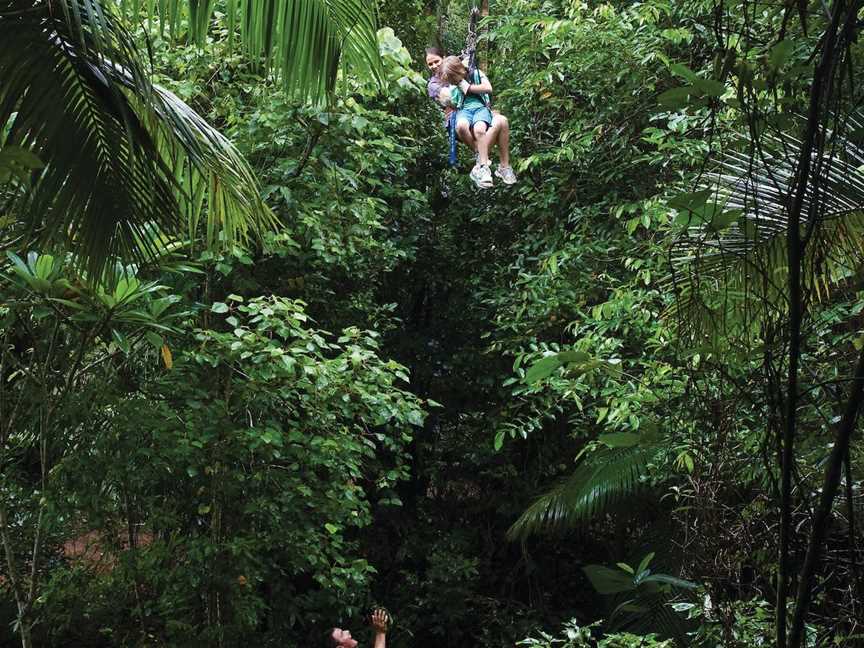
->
[128,0,384,104]
[610,590,695,645]
[668,115,864,343]
[507,444,657,541]
[0,1,273,278]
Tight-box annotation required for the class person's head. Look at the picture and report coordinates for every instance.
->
[326,627,358,648]
[439,55,468,84]
[425,46,445,76]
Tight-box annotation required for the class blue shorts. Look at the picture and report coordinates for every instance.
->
[456,106,493,129]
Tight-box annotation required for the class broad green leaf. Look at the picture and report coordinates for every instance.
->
[657,86,693,109]
[599,433,641,448]
[524,355,563,383]
[769,40,794,68]
[557,350,591,364]
[669,189,711,213]
[145,331,164,349]
[709,208,742,231]
[524,350,592,383]
[0,145,44,169]
[693,77,726,97]
[583,564,635,594]
[494,430,506,451]
[669,63,699,84]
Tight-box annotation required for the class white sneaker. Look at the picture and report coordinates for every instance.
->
[495,165,517,185]
[470,163,494,189]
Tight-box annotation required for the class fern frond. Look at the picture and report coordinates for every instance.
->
[127,0,383,104]
[507,445,656,541]
[0,1,272,278]
[668,115,864,343]
[610,591,695,645]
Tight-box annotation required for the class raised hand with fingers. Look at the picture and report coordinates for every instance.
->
[370,608,388,648]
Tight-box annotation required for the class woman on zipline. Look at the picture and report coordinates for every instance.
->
[425,47,517,189]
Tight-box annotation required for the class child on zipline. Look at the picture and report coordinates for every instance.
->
[434,54,517,189]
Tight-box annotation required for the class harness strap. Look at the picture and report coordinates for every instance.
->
[447,111,458,167]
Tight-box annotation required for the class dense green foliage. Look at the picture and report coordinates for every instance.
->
[2,0,864,646]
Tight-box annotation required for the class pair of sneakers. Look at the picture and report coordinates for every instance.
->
[470,161,517,189]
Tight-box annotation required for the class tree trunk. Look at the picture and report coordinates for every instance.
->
[775,2,848,644]
[787,347,864,648]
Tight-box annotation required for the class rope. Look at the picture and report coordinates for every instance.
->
[444,1,489,170]
[461,5,481,74]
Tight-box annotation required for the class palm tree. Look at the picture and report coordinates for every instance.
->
[668,120,864,346]
[0,0,382,278]
[669,112,864,648]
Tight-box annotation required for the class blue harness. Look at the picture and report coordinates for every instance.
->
[447,111,459,167]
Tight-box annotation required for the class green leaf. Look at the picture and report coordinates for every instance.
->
[636,552,655,575]
[693,77,726,97]
[709,208,742,231]
[669,189,711,213]
[112,329,131,355]
[524,350,592,383]
[145,331,164,349]
[558,350,591,364]
[127,0,384,105]
[211,302,229,313]
[657,86,693,109]
[0,145,44,170]
[669,63,699,84]
[0,9,274,280]
[617,562,635,575]
[769,40,794,68]
[524,355,563,383]
[508,444,658,539]
[599,433,641,448]
[583,564,635,594]
[494,430,506,451]
[324,523,339,534]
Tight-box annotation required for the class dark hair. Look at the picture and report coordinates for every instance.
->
[425,46,445,58]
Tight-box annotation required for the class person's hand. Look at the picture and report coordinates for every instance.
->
[438,86,453,107]
[458,79,470,93]
[370,608,388,634]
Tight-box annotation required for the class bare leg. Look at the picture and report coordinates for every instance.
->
[473,121,491,165]
[486,114,511,167]
[455,120,476,152]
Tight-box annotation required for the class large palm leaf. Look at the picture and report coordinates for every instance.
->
[0,0,275,277]
[668,116,864,342]
[507,444,658,540]
[125,0,384,104]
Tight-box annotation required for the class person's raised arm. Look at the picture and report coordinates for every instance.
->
[370,609,388,648]
[458,70,493,96]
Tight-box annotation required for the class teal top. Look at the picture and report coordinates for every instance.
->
[449,70,490,110]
